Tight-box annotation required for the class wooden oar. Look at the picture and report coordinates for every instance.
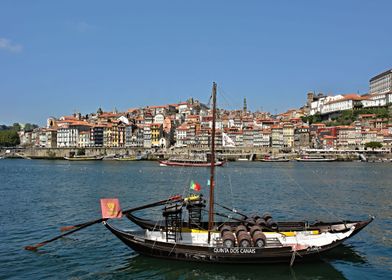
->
[25,195,182,251]
[215,202,248,219]
[60,195,182,232]
[25,218,105,251]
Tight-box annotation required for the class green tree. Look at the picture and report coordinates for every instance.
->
[76,148,86,156]
[12,123,21,131]
[23,123,38,132]
[365,142,382,150]
[0,130,20,147]
[0,125,8,131]
[312,113,322,124]
[301,113,322,124]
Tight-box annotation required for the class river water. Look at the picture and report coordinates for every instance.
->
[0,159,391,279]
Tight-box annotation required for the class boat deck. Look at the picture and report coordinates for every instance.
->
[128,226,356,249]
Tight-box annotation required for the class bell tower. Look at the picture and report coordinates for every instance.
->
[243,97,247,113]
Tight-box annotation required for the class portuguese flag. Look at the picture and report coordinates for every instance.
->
[190,180,201,192]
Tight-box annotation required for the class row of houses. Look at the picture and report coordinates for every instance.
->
[312,122,392,149]
[18,109,392,151]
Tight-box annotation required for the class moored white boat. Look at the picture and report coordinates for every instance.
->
[296,156,336,162]
[64,156,104,161]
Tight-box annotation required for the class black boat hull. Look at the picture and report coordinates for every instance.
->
[104,218,372,264]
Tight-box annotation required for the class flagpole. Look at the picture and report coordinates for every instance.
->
[208,82,217,244]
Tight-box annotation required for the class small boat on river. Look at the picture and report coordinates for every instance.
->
[64,156,104,161]
[236,157,250,162]
[259,155,290,162]
[116,155,142,161]
[296,156,336,162]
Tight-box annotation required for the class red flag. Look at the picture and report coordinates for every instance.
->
[100,198,122,219]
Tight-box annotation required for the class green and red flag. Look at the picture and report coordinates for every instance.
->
[190,180,201,192]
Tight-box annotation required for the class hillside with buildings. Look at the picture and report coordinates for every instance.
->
[8,68,392,153]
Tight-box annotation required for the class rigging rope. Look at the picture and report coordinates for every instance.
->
[226,161,235,210]
[279,162,344,222]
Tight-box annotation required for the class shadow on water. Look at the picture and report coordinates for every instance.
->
[94,245,367,280]
[321,244,367,264]
[106,257,343,280]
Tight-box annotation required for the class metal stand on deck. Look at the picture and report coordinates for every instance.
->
[186,196,206,229]
[163,204,183,242]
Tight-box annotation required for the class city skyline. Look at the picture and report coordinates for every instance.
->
[1,1,392,125]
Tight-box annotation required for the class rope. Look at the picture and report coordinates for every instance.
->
[290,250,296,267]
[280,163,344,222]
[227,162,235,210]
[169,242,177,256]
[219,86,242,111]
[309,168,349,226]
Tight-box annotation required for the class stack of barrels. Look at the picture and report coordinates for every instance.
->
[219,213,278,248]
[246,213,278,231]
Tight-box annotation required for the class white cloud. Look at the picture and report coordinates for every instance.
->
[75,21,95,33]
[0,37,23,53]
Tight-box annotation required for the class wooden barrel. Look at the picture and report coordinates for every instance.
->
[222,232,236,248]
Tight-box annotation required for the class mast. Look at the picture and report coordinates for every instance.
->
[208,82,217,243]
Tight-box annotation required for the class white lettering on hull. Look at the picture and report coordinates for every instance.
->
[213,248,256,254]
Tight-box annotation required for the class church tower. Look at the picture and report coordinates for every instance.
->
[243,97,247,113]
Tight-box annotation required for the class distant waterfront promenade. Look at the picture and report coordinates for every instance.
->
[1,146,391,162]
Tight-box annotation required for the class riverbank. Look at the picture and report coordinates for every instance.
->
[1,147,391,162]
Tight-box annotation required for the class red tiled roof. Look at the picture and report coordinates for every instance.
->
[336,126,355,129]
[148,105,167,109]
[177,123,188,130]
[324,94,369,105]
[312,123,326,127]
[69,121,92,127]
[100,112,122,118]
[359,114,376,118]
[61,116,78,121]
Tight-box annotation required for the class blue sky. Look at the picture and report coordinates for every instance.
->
[0,1,391,125]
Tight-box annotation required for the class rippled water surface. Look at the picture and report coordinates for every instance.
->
[0,159,391,279]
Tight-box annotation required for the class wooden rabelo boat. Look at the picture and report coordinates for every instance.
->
[103,83,372,264]
[26,83,373,266]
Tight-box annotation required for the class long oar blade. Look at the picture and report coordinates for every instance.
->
[24,218,104,251]
[59,218,102,232]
